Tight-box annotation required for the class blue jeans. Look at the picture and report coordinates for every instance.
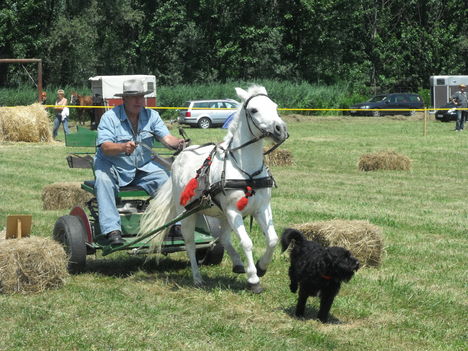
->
[455,110,466,131]
[94,162,169,235]
[53,113,70,138]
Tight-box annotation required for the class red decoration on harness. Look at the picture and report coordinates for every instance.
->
[321,275,333,280]
[180,155,213,206]
[236,186,254,211]
[180,178,198,206]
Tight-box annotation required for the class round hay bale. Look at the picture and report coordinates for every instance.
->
[264,148,294,166]
[358,150,411,172]
[0,103,52,142]
[42,182,93,210]
[293,220,384,267]
[0,236,69,294]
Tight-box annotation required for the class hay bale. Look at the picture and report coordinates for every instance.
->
[293,220,384,267]
[264,148,294,166]
[358,150,411,171]
[0,236,69,294]
[0,103,52,142]
[42,182,93,210]
[165,122,174,130]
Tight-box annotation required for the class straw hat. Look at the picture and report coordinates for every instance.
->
[459,84,466,88]
[115,79,151,97]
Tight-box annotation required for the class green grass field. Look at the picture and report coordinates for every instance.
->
[0,114,466,351]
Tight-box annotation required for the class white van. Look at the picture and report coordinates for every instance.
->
[89,75,157,111]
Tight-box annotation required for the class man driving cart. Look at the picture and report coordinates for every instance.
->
[94,79,185,246]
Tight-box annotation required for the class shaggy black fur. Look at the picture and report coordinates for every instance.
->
[281,228,360,323]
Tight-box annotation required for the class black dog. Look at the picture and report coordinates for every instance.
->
[281,228,360,323]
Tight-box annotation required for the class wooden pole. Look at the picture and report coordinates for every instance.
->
[424,109,428,136]
[0,58,43,102]
[17,219,22,238]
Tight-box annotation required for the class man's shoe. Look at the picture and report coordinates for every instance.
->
[106,230,124,247]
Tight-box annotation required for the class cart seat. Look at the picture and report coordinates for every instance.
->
[81,180,149,197]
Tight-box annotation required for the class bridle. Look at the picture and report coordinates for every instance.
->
[228,94,288,155]
[215,93,288,189]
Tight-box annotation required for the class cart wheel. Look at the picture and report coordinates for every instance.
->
[53,215,87,273]
[196,242,224,265]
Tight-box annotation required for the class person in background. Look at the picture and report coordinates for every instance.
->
[40,91,47,104]
[451,84,467,132]
[52,89,70,139]
[94,79,185,246]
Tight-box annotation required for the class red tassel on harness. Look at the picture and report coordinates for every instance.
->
[180,177,198,206]
[179,155,213,206]
[236,186,254,211]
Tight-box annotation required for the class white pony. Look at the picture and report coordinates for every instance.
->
[139,86,288,293]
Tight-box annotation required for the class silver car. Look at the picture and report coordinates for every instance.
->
[177,99,239,128]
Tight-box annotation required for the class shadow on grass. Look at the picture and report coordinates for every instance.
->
[283,305,342,324]
[83,254,248,292]
[85,254,188,277]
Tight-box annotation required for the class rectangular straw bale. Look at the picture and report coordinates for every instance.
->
[0,103,52,142]
[294,220,384,267]
[0,236,69,294]
[42,182,93,210]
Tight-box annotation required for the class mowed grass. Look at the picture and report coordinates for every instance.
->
[0,115,466,351]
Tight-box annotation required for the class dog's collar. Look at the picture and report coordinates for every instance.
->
[321,275,333,280]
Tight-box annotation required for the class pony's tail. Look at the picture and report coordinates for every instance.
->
[281,228,306,253]
[139,179,175,253]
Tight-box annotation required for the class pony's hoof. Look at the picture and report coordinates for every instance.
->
[247,282,264,294]
[232,265,246,274]
[255,261,267,277]
[194,280,205,288]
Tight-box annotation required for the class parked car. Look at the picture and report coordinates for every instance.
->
[434,102,457,122]
[349,93,424,117]
[177,99,239,128]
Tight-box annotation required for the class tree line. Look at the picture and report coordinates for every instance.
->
[0,0,466,93]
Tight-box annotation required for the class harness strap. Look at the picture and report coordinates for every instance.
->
[228,149,265,179]
[209,177,275,199]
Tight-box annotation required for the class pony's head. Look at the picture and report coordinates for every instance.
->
[225,85,288,144]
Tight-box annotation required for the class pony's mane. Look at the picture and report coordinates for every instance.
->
[224,85,267,142]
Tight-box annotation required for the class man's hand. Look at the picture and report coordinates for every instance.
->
[123,141,137,155]
[161,134,187,151]
[100,141,136,156]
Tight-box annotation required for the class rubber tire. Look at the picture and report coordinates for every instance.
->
[198,117,212,129]
[53,215,87,274]
[196,216,224,265]
[372,110,380,117]
[196,242,224,265]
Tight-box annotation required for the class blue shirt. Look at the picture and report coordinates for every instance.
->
[94,105,170,186]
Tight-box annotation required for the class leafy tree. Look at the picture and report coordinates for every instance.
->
[0,0,466,91]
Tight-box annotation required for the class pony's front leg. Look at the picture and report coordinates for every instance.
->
[181,215,204,286]
[225,210,263,293]
[254,205,278,277]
